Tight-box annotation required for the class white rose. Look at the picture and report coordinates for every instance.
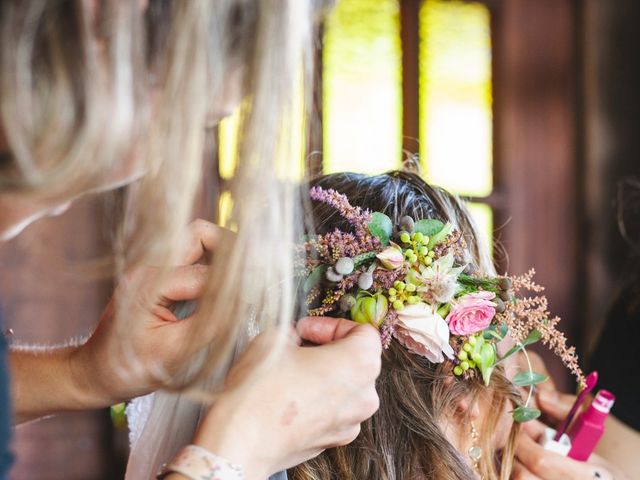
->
[394,302,454,363]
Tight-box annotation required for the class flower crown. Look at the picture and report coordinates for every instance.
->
[299,186,585,422]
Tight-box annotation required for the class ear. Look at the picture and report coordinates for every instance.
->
[455,395,481,421]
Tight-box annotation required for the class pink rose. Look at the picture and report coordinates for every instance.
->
[394,303,455,363]
[446,291,497,335]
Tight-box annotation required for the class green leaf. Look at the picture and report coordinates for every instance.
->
[512,406,542,423]
[483,323,508,341]
[413,219,444,237]
[353,251,377,268]
[303,265,327,293]
[368,212,393,246]
[478,343,496,386]
[523,329,542,346]
[512,371,549,387]
[427,222,454,249]
[499,344,524,362]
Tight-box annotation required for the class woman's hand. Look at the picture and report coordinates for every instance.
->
[191,317,382,480]
[512,418,625,479]
[511,351,631,479]
[73,219,225,403]
[11,220,223,422]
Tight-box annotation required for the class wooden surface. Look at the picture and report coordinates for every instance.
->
[0,195,117,480]
[492,0,579,390]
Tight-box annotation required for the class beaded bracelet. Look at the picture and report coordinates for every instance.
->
[157,445,245,480]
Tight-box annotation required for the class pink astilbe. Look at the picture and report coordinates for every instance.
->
[380,308,399,350]
[499,269,586,387]
[309,186,372,228]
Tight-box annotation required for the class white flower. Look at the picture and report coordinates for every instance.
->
[394,302,455,363]
[416,252,465,304]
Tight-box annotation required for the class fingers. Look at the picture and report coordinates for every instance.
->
[296,316,363,344]
[179,219,228,265]
[158,264,209,303]
[512,461,540,479]
[536,389,579,422]
[515,430,598,479]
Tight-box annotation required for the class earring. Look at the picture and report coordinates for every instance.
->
[468,423,482,473]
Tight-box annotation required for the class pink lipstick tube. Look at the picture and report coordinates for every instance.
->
[567,389,615,461]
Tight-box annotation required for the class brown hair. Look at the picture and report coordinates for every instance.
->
[290,171,522,480]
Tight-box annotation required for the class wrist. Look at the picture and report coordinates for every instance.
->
[67,342,123,410]
[192,396,272,480]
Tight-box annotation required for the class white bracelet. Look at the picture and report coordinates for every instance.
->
[157,444,245,480]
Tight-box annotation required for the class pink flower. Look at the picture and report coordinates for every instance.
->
[446,291,497,335]
[394,303,455,363]
[376,243,404,270]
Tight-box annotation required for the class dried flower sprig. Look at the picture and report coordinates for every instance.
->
[498,269,585,387]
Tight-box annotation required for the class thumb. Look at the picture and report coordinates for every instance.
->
[537,389,577,421]
[296,316,363,344]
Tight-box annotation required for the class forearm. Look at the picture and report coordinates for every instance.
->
[9,345,114,424]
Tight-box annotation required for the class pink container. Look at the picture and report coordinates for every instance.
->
[567,390,615,461]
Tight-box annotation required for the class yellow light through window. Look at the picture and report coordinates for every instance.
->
[323,0,402,174]
[420,0,492,197]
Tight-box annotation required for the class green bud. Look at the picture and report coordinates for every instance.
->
[453,366,463,376]
[400,231,411,244]
[392,299,404,310]
[351,293,388,327]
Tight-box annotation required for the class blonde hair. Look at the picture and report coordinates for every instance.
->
[0,0,327,392]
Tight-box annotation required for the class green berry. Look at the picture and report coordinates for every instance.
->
[424,257,433,266]
[392,300,404,310]
[460,361,470,371]
[458,351,468,361]
[396,282,406,291]
[453,366,463,376]
[463,343,472,352]
[419,246,429,256]
[388,288,397,296]
[407,295,419,305]
[400,231,411,244]
[405,283,416,293]
[389,295,397,302]
[428,251,436,258]
[468,360,476,369]
[423,235,430,245]
[413,232,424,243]
[468,336,478,346]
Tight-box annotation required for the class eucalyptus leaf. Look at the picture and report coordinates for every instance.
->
[512,406,542,423]
[512,371,549,387]
[303,265,327,293]
[413,219,444,237]
[368,212,393,246]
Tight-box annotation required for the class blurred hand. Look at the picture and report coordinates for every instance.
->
[70,219,224,406]
[192,317,382,479]
[512,418,625,479]
[512,352,630,480]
